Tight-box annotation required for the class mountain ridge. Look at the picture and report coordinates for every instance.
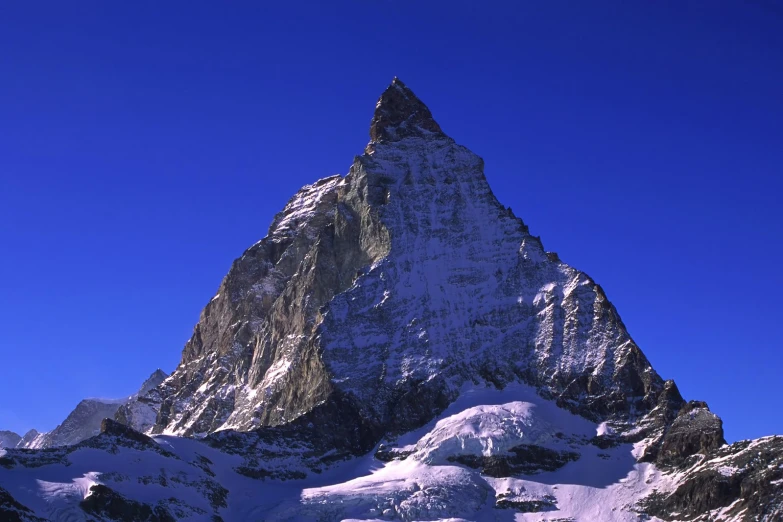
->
[4,369,168,450]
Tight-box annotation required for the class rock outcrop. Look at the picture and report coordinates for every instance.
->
[656,400,726,467]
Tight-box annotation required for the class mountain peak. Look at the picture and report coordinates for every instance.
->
[137,368,168,398]
[368,77,445,147]
[0,430,21,449]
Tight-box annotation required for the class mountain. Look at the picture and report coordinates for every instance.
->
[0,79,780,521]
[127,78,670,448]
[10,369,168,450]
[16,429,46,448]
[15,429,42,449]
[0,432,20,449]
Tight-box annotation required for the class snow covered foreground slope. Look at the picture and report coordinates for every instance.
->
[1,78,781,521]
[1,382,780,521]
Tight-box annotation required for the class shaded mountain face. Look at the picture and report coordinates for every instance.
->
[1,79,779,521]
[0,432,21,449]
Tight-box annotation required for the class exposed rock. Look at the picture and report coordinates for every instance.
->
[80,484,176,522]
[641,436,783,521]
[450,444,580,477]
[656,400,726,467]
[100,418,156,446]
[207,390,382,479]
[367,77,446,149]
[635,379,687,462]
[495,490,557,512]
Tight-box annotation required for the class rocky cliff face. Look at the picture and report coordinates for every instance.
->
[1,79,780,521]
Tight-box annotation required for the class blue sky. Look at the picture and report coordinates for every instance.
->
[0,2,781,443]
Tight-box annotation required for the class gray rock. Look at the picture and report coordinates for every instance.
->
[450,444,581,477]
[641,436,783,521]
[656,400,726,467]
[79,484,176,522]
[367,77,446,150]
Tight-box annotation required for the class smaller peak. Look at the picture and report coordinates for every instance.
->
[368,77,445,148]
[136,369,168,398]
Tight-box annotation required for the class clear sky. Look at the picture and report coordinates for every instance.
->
[1,2,781,443]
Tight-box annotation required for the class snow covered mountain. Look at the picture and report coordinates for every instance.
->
[0,431,21,449]
[0,79,780,521]
[7,369,168,450]
[16,430,42,449]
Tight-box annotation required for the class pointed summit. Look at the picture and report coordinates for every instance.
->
[368,77,445,146]
[136,368,168,397]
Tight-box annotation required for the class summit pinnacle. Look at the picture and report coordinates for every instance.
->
[367,77,445,148]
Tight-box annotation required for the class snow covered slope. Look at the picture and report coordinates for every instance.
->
[1,79,780,521]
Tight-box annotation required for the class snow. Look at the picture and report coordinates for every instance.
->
[262,357,292,385]
[597,421,617,437]
[717,465,740,477]
[0,379,680,521]
[37,472,99,501]
[269,382,671,521]
[413,402,555,463]
[270,175,342,237]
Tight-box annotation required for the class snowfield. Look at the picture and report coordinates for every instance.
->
[0,383,677,521]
